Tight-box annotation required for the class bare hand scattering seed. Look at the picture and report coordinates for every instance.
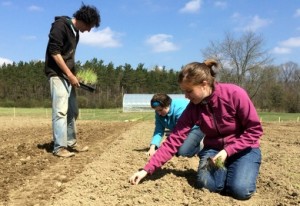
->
[206,156,225,170]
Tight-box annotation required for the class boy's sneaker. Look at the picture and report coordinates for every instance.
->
[68,143,89,152]
[54,148,75,158]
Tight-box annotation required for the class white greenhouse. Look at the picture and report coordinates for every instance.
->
[122,93,187,112]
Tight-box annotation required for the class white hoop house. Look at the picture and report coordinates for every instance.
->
[122,94,187,112]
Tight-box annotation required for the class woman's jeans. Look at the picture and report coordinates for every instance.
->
[50,76,78,154]
[176,126,205,157]
[196,148,261,200]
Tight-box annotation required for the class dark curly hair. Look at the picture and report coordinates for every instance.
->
[73,3,101,28]
[150,93,172,108]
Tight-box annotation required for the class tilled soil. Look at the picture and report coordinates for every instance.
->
[0,117,299,206]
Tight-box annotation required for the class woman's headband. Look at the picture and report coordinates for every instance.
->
[151,101,162,108]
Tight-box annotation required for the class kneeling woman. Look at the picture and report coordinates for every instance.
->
[129,60,263,200]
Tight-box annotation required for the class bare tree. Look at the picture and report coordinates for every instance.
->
[279,61,298,83]
[278,61,300,112]
[202,31,272,98]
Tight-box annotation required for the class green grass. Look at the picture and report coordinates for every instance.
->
[77,108,154,121]
[0,107,52,118]
[258,112,300,122]
[0,107,154,121]
[0,107,299,122]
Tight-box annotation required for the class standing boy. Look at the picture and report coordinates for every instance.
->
[45,4,100,157]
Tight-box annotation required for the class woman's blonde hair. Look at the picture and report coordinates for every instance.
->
[178,59,219,88]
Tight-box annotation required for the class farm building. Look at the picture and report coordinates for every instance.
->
[122,94,187,112]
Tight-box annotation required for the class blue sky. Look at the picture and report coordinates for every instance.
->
[1,0,300,70]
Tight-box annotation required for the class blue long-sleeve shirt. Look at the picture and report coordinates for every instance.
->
[150,98,189,147]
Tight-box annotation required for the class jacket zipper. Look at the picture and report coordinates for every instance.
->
[207,104,224,147]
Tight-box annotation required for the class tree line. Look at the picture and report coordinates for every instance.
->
[0,31,299,112]
[0,59,182,109]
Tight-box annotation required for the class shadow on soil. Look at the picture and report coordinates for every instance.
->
[37,141,54,153]
[143,168,198,188]
[133,147,149,152]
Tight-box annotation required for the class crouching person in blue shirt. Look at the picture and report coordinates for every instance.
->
[147,93,205,157]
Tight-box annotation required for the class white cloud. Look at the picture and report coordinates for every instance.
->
[179,0,201,14]
[272,36,300,54]
[0,57,13,66]
[234,15,271,32]
[294,9,300,17]
[80,27,123,48]
[242,15,271,32]
[146,34,179,53]
[231,12,241,20]
[271,47,291,54]
[28,5,43,12]
[214,1,227,9]
[279,37,300,47]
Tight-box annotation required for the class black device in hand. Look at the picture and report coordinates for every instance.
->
[79,82,96,93]
[63,75,96,93]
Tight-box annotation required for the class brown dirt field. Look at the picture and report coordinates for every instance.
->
[0,117,299,206]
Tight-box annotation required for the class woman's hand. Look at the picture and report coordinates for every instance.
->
[146,145,157,157]
[212,149,227,164]
[129,170,148,185]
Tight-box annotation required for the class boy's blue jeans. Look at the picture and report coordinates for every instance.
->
[196,148,261,200]
[177,126,205,157]
[50,76,78,154]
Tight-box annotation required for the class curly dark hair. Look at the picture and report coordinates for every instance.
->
[150,93,172,108]
[73,3,101,28]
